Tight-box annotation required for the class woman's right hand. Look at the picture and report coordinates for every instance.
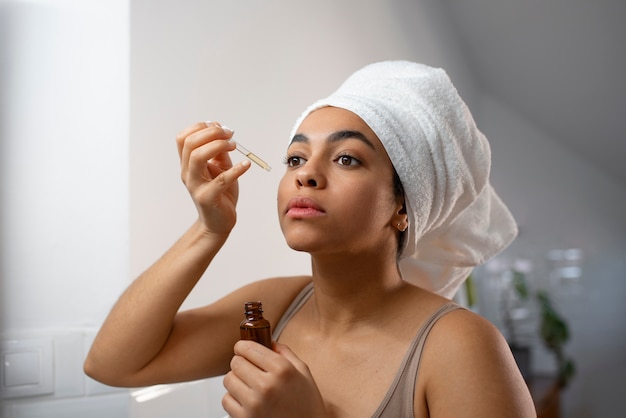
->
[176,121,251,236]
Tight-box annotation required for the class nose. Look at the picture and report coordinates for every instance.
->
[298,177,318,187]
[295,163,326,189]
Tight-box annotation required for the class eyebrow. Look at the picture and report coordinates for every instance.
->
[291,130,376,150]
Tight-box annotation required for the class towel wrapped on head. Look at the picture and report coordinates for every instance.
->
[290,60,517,299]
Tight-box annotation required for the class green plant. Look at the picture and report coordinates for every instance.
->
[501,270,531,346]
[536,290,576,387]
[505,269,576,388]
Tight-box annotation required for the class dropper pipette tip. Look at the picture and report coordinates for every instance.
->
[233,140,272,172]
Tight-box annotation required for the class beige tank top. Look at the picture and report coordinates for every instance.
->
[272,283,462,418]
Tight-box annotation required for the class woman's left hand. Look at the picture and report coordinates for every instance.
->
[222,340,328,418]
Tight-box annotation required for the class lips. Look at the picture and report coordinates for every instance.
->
[285,196,326,218]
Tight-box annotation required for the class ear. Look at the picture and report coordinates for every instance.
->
[392,198,408,232]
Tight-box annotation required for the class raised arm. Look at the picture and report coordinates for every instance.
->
[84,122,252,386]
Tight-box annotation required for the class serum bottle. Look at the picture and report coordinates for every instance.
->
[240,301,272,349]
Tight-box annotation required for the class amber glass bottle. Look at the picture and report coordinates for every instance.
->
[240,301,272,349]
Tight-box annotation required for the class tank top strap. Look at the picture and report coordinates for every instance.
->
[372,302,463,418]
[272,285,462,418]
[272,281,314,340]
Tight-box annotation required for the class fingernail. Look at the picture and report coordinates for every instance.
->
[205,120,212,127]
[222,125,234,134]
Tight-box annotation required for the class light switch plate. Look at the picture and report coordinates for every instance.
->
[1,338,54,399]
[4,351,40,386]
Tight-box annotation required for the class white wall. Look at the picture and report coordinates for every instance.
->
[0,0,130,415]
[0,0,129,332]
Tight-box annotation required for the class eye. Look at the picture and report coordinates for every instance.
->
[335,154,361,167]
[283,155,305,168]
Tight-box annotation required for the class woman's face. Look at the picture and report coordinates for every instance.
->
[277,107,404,258]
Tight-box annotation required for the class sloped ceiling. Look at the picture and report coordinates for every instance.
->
[440,0,626,186]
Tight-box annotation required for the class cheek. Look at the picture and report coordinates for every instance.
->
[368,188,397,224]
[276,175,291,216]
[349,183,396,223]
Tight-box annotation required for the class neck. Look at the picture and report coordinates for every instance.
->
[306,251,409,332]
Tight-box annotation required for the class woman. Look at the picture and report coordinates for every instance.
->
[85,61,536,417]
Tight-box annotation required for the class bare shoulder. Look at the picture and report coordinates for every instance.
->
[417,307,536,417]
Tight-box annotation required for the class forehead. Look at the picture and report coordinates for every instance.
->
[295,107,386,152]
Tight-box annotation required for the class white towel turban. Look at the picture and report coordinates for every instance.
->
[289,61,518,298]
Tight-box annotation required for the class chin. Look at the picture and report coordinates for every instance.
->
[282,230,326,254]
[284,237,316,253]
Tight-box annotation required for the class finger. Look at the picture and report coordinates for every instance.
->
[222,391,245,418]
[274,342,311,376]
[181,128,234,179]
[274,342,298,363]
[233,339,275,372]
[185,138,236,186]
[175,121,217,159]
[178,123,234,175]
[229,353,257,384]
[224,357,264,416]
[187,160,251,215]
[223,368,253,403]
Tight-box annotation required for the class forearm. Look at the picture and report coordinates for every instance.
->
[84,220,227,385]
